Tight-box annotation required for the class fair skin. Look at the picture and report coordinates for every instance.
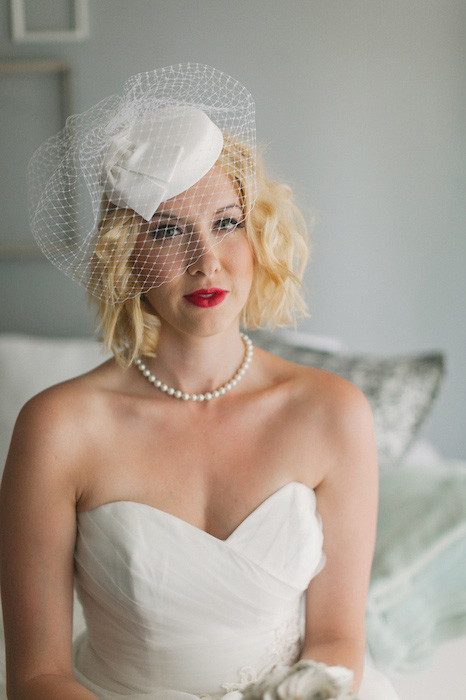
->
[0,169,377,700]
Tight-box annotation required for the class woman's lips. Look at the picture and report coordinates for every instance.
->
[183,288,228,308]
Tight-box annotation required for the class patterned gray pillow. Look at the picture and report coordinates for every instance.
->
[249,330,445,461]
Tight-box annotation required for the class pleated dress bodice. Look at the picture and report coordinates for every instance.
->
[72,481,325,700]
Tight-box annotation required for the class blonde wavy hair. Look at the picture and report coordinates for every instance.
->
[89,137,310,367]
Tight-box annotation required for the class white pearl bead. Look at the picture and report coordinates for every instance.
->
[182,393,190,401]
[213,391,220,398]
[205,392,213,400]
[139,363,146,372]
[220,387,226,395]
[198,394,205,402]
[231,379,238,386]
[175,390,182,398]
[192,394,198,401]
[143,369,151,377]
[167,387,175,396]
[161,384,168,392]
[155,379,162,388]
[148,375,156,383]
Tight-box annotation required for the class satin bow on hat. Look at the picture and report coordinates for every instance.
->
[102,108,224,221]
[103,135,183,221]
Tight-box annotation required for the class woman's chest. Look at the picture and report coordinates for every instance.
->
[77,391,325,539]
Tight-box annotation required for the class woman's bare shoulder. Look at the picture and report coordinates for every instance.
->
[17,358,118,426]
[296,363,376,485]
[6,359,126,483]
[257,348,375,481]
[293,360,373,442]
[258,345,369,412]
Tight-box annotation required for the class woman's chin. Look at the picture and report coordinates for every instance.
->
[158,315,242,342]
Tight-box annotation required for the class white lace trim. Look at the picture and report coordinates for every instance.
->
[217,612,303,696]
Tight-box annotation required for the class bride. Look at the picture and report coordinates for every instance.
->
[0,65,399,700]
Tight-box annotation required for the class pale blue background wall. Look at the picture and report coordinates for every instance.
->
[0,0,465,457]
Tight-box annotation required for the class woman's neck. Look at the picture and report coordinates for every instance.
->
[145,325,248,397]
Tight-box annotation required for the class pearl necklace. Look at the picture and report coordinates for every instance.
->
[134,333,253,401]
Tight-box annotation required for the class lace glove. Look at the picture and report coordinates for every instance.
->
[238,659,359,700]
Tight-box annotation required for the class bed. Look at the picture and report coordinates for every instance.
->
[0,331,465,699]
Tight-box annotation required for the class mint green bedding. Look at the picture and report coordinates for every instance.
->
[367,462,466,674]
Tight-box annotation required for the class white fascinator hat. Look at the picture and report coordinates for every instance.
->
[27,63,256,303]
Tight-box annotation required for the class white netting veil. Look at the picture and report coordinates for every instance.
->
[27,63,256,303]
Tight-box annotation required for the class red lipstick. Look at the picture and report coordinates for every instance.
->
[184,288,228,308]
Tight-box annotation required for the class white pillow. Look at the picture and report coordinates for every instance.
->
[403,439,444,466]
[273,328,343,353]
[0,334,110,470]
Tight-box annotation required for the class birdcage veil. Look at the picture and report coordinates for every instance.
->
[27,63,256,304]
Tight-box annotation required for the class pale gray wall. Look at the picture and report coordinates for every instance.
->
[0,0,465,457]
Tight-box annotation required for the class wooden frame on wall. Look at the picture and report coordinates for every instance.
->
[11,0,89,43]
[0,60,71,259]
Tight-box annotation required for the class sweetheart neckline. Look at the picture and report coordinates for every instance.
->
[77,480,316,544]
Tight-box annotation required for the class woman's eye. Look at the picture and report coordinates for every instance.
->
[149,224,182,240]
[216,217,245,232]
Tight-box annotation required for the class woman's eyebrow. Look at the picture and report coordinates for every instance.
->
[152,212,185,222]
[149,212,193,228]
[153,204,242,223]
[215,204,242,214]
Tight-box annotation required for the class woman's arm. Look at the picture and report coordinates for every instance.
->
[300,379,378,692]
[0,388,98,700]
[6,675,98,700]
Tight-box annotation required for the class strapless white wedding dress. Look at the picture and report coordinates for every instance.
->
[72,481,399,700]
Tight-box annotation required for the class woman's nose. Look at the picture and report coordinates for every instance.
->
[187,233,221,277]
